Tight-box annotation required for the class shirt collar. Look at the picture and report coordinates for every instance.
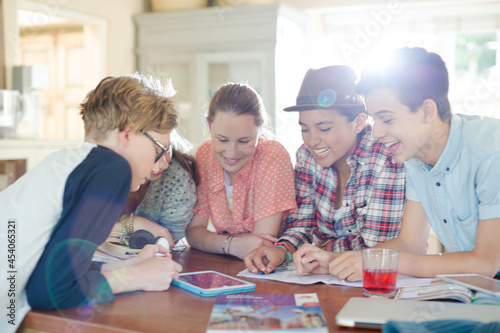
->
[209,138,263,192]
[348,126,372,166]
[83,141,97,148]
[232,138,264,180]
[209,151,225,193]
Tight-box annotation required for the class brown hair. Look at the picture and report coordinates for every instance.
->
[80,73,179,141]
[356,47,451,121]
[170,130,199,185]
[206,82,273,139]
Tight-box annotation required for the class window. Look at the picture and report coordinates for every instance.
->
[451,32,500,118]
[16,6,107,140]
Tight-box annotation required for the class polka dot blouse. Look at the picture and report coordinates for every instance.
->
[194,139,297,234]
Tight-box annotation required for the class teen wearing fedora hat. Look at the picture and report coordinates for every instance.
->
[294,47,500,281]
[186,83,297,260]
[244,65,405,274]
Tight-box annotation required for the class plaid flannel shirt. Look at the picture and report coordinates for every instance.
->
[280,127,405,252]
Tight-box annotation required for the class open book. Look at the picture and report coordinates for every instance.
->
[395,279,500,305]
[93,239,141,262]
[206,293,328,332]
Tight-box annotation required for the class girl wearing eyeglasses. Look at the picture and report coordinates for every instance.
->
[110,130,198,249]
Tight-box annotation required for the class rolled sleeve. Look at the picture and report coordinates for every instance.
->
[404,163,420,202]
[476,154,500,221]
[279,147,318,249]
[253,142,297,222]
[193,141,216,219]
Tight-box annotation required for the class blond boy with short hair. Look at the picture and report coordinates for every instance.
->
[0,74,182,332]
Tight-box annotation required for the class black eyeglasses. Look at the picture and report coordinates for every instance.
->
[143,132,172,163]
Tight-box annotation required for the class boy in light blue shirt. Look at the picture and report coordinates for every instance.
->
[405,113,500,254]
[293,47,500,280]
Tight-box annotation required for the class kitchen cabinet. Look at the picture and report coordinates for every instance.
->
[135,3,307,149]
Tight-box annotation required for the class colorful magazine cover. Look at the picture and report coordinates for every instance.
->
[206,293,328,332]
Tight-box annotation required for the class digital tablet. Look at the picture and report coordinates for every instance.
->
[172,270,256,297]
[437,274,500,297]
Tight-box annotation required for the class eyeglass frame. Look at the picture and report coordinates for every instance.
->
[142,131,172,163]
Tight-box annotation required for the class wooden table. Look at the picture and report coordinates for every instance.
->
[20,249,373,333]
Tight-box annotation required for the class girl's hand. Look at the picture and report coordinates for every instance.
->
[244,245,286,274]
[229,234,276,260]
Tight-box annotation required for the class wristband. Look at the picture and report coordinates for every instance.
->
[273,241,291,253]
[222,236,230,255]
[227,236,234,256]
[322,239,334,251]
[222,236,234,255]
[274,245,292,267]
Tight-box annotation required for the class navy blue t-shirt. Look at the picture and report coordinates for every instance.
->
[26,145,131,310]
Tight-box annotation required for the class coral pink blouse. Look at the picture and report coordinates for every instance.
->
[194,139,297,234]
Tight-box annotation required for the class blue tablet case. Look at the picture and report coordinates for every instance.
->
[172,270,256,297]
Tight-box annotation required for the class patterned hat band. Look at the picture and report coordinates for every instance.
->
[296,90,362,108]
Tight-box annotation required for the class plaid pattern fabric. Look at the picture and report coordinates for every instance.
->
[280,127,405,252]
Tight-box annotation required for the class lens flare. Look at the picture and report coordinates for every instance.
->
[317,89,337,108]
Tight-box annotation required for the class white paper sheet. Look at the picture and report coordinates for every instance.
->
[237,266,432,288]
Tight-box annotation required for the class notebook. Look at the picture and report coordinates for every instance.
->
[335,297,500,329]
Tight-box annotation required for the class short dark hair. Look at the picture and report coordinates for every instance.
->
[356,47,451,121]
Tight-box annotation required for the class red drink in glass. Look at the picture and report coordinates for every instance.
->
[361,248,399,297]
[362,268,397,296]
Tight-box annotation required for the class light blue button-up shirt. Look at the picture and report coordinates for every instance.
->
[405,114,500,253]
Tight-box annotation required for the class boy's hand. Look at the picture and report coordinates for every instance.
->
[133,256,182,291]
[293,243,335,275]
[328,250,363,282]
[244,245,286,274]
[132,243,171,264]
[103,243,181,294]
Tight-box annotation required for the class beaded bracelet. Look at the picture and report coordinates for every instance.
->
[119,214,128,234]
[273,241,291,252]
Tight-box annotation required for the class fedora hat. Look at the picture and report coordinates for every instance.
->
[284,65,364,112]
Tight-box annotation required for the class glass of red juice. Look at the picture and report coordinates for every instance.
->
[362,248,399,297]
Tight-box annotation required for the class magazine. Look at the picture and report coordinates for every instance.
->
[395,279,500,305]
[206,293,328,332]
